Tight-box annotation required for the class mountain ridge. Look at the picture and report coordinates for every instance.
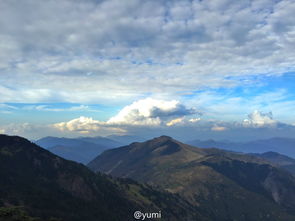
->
[187,137,295,158]
[35,136,121,164]
[0,134,204,221]
[89,135,295,220]
[250,151,295,175]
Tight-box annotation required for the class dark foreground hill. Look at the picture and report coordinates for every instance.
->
[0,135,205,221]
[89,136,295,221]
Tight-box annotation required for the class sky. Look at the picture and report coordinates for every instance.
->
[0,0,295,141]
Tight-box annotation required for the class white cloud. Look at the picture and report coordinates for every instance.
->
[107,98,196,126]
[53,116,102,133]
[0,103,17,110]
[1,0,295,140]
[53,116,125,134]
[51,98,198,134]
[189,118,201,123]
[0,103,18,114]
[0,122,50,138]
[166,117,184,126]
[23,104,90,112]
[243,110,277,128]
[211,125,227,131]
[2,108,295,141]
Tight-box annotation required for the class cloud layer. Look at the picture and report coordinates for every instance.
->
[44,101,295,137]
[1,0,295,141]
[1,101,295,141]
[0,0,294,103]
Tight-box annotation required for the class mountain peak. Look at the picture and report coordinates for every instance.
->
[128,135,179,153]
[151,135,173,142]
[88,136,205,175]
[158,135,173,139]
[0,134,32,148]
[88,136,295,220]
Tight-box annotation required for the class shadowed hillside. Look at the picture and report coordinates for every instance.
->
[0,135,204,221]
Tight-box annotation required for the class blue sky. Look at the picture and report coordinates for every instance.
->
[0,0,295,140]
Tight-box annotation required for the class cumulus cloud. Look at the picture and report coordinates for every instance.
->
[53,116,102,133]
[2,107,295,141]
[107,98,197,126]
[51,98,199,134]
[243,110,277,128]
[53,116,125,134]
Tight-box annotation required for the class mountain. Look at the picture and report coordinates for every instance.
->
[77,136,122,147]
[186,139,235,150]
[36,136,121,149]
[35,136,83,149]
[89,136,295,220]
[106,135,146,145]
[187,137,295,158]
[35,136,120,164]
[0,134,205,221]
[251,152,295,175]
[46,144,107,164]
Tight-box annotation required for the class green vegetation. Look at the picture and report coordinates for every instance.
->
[0,207,39,221]
[0,135,203,221]
[89,136,295,220]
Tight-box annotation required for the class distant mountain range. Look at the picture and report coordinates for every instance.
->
[187,137,295,158]
[35,135,147,164]
[106,135,146,144]
[36,136,295,175]
[35,136,122,164]
[0,135,203,221]
[89,136,295,220]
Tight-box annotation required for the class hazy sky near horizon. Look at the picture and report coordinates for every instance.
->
[1,0,295,141]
